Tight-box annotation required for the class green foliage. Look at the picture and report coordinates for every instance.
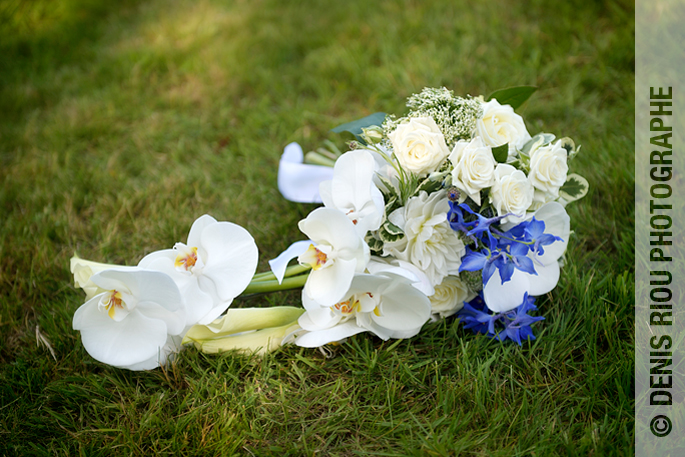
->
[330,112,387,143]
[486,85,538,110]
[492,143,509,163]
[0,0,634,455]
[559,173,590,202]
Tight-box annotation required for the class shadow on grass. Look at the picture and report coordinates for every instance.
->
[0,0,143,120]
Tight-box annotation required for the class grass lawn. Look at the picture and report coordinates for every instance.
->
[0,0,634,455]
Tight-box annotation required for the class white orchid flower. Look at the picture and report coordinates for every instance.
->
[72,269,186,370]
[297,207,370,307]
[293,272,431,348]
[483,202,570,313]
[319,149,385,236]
[138,214,259,327]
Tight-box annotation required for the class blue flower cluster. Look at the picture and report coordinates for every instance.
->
[457,293,544,345]
[447,201,562,344]
[447,202,562,287]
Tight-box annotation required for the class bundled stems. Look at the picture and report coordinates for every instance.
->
[241,264,311,295]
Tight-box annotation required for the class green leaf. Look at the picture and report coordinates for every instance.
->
[383,220,404,236]
[416,174,444,195]
[365,234,384,255]
[559,137,579,159]
[378,220,404,243]
[486,86,537,110]
[520,133,555,156]
[491,143,509,163]
[559,173,589,202]
[331,112,387,142]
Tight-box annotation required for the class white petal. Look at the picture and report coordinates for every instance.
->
[533,202,570,262]
[179,276,215,327]
[196,299,233,326]
[187,214,218,260]
[277,142,334,203]
[304,257,357,307]
[200,221,259,302]
[298,207,363,254]
[138,249,177,270]
[482,269,530,313]
[293,321,367,347]
[371,282,431,332]
[327,150,384,234]
[365,258,435,296]
[92,269,186,333]
[527,259,561,296]
[298,306,341,329]
[123,334,183,371]
[319,180,334,208]
[268,240,312,284]
[73,301,169,369]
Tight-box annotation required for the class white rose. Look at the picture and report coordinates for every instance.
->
[383,190,465,287]
[489,164,534,224]
[477,99,531,150]
[429,275,477,318]
[528,140,569,202]
[388,116,451,176]
[448,137,496,206]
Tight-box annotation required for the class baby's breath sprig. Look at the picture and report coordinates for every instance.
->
[404,87,483,147]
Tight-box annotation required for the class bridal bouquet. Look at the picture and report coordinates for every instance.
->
[70,86,588,370]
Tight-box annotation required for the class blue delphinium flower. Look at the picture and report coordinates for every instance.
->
[447,202,509,246]
[451,204,566,289]
[457,293,544,345]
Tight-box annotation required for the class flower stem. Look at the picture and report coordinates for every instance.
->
[251,264,310,282]
[241,273,309,295]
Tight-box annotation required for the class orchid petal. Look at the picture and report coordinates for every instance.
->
[73,298,170,369]
[531,202,570,262]
[298,207,366,257]
[268,240,312,284]
[527,259,561,296]
[370,283,430,333]
[324,150,385,234]
[298,306,342,329]
[199,221,259,302]
[366,258,435,296]
[122,334,184,371]
[294,321,367,347]
[304,257,358,307]
[138,250,216,327]
[187,214,217,261]
[483,268,530,313]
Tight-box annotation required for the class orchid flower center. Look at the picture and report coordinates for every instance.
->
[345,209,359,225]
[174,243,200,272]
[333,299,359,315]
[298,244,332,270]
[332,292,380,317]
[99,290,126,320]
